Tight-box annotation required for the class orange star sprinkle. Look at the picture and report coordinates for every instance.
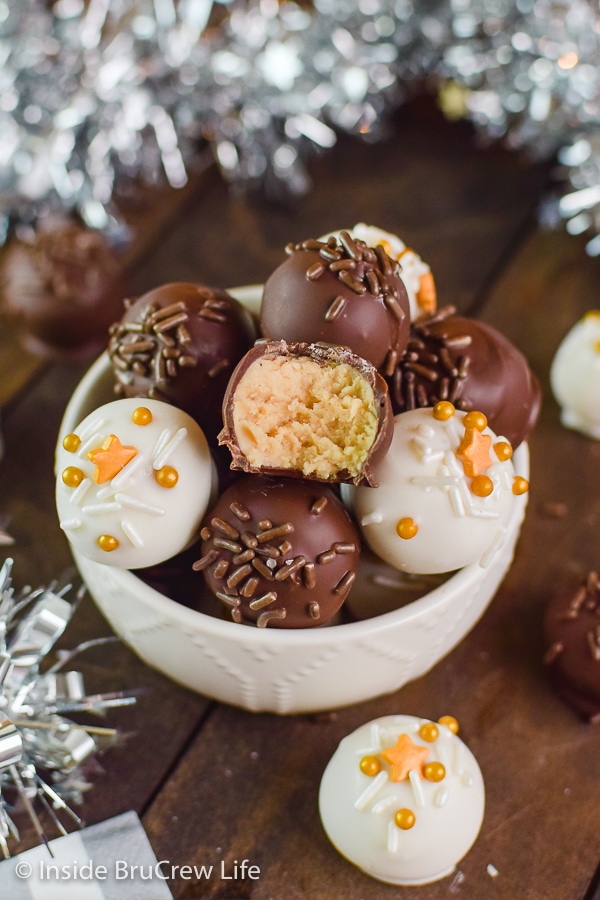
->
[88,434,138,484]
[456,426,493,477]
[381,733,430,782]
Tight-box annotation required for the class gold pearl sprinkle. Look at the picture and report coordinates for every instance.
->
[62,466,85,488]
[424,761,446,782]
[438,715,459,734]
[463,410,487,432]
[359,755,381,777]
[396,517,418,540]
[494,440,513,462]
[155,465,179,488]
[471,474,494,497]
[433,400,455,421]
[513,476,529,496]
[419,722,439,743]
[62,433,81,453]
[394,808,416,830]
[132,406,153,426]
[98,534,119,552]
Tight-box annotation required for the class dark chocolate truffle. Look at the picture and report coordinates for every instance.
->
[218,340,393,487]
[543,571,600,723]
[0,220,126,357]
[260,233,411,374]
[195,476,361,628]
[108,282,256,441]
[388,306,541,448]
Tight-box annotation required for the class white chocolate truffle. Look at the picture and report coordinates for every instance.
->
[319,714,485,886]
[56,398,214,568]
[321,224,436,319]
[550,311,600,439]
[344,404,527,574]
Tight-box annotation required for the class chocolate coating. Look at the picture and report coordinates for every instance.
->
[260,233,411,374]
[388,307,541,448]
[195,476,361,628]
[543,571,600,723]
[218,340,394,487]
[108,282,256,442]
[0,220,126,357]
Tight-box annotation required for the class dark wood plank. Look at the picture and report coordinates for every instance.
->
[127,99,550,311]
[0,315,44,410]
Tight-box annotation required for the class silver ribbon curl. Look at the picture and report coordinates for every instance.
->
[0,557,135,857]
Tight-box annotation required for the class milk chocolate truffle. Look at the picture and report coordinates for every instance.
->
[543,571,600,723]
[388,307,541,448]
[195,476,360,628]
[260,233,411,374]
[0,220,126,357]
[108,282,256,441]
[218,341,393,487]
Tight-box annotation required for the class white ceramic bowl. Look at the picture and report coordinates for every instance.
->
[57,286,529,714]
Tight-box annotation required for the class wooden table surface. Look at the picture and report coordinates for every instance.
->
[1,98,599,900]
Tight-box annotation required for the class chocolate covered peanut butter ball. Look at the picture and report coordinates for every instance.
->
[260,232,411,374]
[218,340,393,487]
[195,476,361,628]
[388,307,541,448]
[108,282,255,441]
[1,219,126,357]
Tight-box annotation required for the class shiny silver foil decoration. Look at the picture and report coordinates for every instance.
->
[0,558,134,856]
[3,0,600,253]
[439,0,600,255]
[0,0,438,240]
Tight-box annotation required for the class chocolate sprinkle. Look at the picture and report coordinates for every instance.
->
[196,478,360,627]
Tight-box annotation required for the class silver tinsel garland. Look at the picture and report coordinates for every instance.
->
[2,0,600,251]
[0,557,134,856]
[438,0,600,256]
[0,0,438,242]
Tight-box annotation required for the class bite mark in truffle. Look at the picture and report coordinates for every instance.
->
[219,341,393,487]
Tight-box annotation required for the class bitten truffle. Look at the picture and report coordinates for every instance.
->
[260,232,411,374]
[543,571,600,723]
[388,307,541,449]
[218,341,393,486]
[319,714,485,885]
[108,282,256,441]
[0,220,126,357]
[194,476,361,628]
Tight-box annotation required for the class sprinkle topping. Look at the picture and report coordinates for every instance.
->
[456,423,493,477]
[88,434,138,484]
[381,734,430,782]
[288,233,403,312]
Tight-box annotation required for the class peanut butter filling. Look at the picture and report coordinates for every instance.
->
[232,356,378,479]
